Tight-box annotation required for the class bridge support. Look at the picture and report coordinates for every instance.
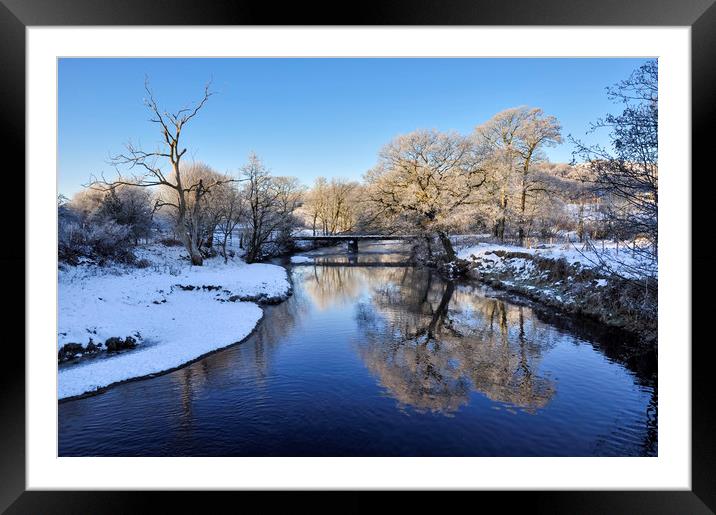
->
[348,239,358,253]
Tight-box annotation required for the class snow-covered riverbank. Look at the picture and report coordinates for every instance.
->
[455,241,657,342]
[58,244,291,399]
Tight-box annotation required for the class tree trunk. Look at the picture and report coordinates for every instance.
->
[518,179,527,246]
[221,232,230,263]
[496,217,505,241]
[496,189,508,242]
[177,213,203,266]
[437,231,456,262]
[426,281,455,339]
[187,239,203,266]
[577,202,585,243]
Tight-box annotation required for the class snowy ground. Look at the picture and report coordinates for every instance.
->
[456,240,656,279]
[290,255,313,264]
[58,243,291,399]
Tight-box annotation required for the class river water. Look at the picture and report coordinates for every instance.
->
[58,242,657,456]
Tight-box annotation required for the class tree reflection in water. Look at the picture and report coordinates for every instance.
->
[354,267,556,415]
[59,252,656,456]
[301,265,367,310]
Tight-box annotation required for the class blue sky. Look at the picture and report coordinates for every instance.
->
[58,57,651,196]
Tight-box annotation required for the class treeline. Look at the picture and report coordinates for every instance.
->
[59,153,303,265]
[294,60,657,278]
[60,60,657,277]
[60,80,304,266]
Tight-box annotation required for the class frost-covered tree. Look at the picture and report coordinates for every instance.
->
[513,109,562,243]
[302,177,329,235]
[94,185,154,245]
[475,106,562,243]
[364,129,489,261]
[301,177,360,235]
[155,161,236,256]
[475,109,524,240]
[59,185,153,264]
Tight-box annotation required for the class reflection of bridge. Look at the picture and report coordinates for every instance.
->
[293,234,417,253]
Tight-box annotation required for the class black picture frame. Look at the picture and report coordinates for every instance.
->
[3,0,713,512]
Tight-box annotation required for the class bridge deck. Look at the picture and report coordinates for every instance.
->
[294,235,416,241]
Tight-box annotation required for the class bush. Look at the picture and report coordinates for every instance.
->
[59,217,136,265]
[59,185,155,265]
[159,237,183,247]
[94,186,153,244]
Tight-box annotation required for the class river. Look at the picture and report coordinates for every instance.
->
[58,242,657,456]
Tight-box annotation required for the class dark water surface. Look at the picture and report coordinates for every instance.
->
[58,242,657,456]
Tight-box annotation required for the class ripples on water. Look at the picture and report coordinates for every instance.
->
[59,242,657,456]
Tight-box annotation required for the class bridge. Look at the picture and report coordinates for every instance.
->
[293,234,417,253]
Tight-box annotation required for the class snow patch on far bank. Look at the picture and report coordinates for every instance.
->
[453,239,657,340]
[290,255,313,264]
[456,241,654,279]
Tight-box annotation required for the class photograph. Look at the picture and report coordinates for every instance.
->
[56,57,659,458]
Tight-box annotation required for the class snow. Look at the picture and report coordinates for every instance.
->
[456,240,655,279]
[58,243,290,399]
[290,255,313,264]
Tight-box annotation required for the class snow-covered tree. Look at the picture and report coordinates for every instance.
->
[364,129,489,261]
[475,106,562,243]
[301,177,361,235]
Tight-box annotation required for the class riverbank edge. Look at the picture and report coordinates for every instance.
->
[58,262,295,403]
[461,251,657,347]
[59,311,270,403]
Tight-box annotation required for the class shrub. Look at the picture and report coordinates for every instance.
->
[58,216,136,264]
[59,185,155,265]
[159,237,184,247]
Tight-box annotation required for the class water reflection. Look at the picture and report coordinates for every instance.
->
[160,288,311,442]
[346,267,555,414]
[308,241,415,266]
[59,242,657,457]
[302,265,367,309]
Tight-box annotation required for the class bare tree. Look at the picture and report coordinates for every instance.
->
[571,59,658,274]
[241,154,302,263]
[157,162,235,255]
[271,175,305,250]
[364,129,489,261]
[214,182,245,263]
[90,78,233,266]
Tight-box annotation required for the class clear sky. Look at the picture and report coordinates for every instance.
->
[58,57,651,196]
